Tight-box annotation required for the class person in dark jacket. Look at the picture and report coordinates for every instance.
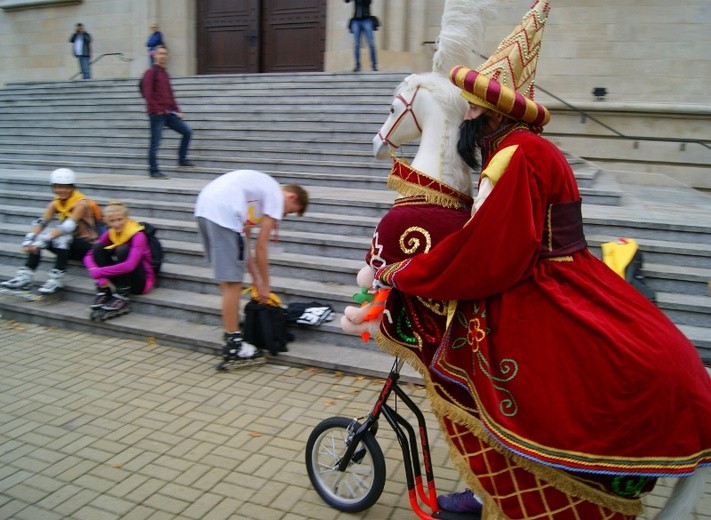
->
[146,22,165,65]
[141,45,193,179]
[69,23,92,79]
[346,0,378,72]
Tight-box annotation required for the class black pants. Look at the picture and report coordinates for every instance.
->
[91,243,146,295]
[26,236,92,272]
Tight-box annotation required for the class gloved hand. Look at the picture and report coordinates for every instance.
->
[31,232,52,250]
[22,232,36,247]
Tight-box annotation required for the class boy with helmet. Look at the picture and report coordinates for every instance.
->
[1,168,100,297]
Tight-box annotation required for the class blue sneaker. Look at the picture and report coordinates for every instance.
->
[437,489,483,514]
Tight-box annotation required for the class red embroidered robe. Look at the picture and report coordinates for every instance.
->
[376,129,711,519]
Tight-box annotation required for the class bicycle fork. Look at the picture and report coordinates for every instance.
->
[339,359,443,519]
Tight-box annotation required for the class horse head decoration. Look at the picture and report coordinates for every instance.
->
[372,0,497,207]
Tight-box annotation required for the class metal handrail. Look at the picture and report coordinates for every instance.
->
[69,52,133,80]
[422,42,711,153]
[535,84,711,152]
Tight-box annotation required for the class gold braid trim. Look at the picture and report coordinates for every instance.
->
[387,175,467,209]
[374,332,644,517]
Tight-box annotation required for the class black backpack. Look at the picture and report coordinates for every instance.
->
[139,222,163,275]
[242,300,294,356]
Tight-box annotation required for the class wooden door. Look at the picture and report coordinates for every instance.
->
[261,0,326,72]
[197,0,326,74]
[197,0,259,74]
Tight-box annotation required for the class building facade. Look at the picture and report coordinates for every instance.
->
[1,0,710,106]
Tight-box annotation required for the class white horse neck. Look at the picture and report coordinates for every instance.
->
[409,93,472,197]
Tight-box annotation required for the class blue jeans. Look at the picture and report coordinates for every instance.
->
[78,56,91,79]
[352,18,377,70]
[148,113,192,174]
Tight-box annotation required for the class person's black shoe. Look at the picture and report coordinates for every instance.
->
[353,66,361,73]
[150,172,170,179]
[178,160,195,167]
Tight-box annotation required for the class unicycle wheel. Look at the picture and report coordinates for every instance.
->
[305,416,386,513]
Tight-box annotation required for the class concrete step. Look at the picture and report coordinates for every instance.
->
[0,263,367,349]
[1,73,709,366]
[587,234,711,269]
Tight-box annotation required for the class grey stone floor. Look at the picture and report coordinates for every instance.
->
[0,319,708,519]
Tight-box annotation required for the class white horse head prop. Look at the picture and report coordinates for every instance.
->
[373,72,472,205]
[372,0,497,208]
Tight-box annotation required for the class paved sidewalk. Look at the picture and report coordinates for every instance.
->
[0,319,709,520]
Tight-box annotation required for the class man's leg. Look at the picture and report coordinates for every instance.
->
[79,56,91,79]
[166,113,192,165]
[363,19,378,71]
[352,20,363,72]
[220,281,242,332]
[148,114,165,176]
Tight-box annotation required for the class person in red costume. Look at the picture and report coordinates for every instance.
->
[375,2,711,518]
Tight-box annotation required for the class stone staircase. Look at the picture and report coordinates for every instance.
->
[0,73,708,364]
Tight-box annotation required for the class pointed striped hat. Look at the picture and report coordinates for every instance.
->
[450,0,551,127]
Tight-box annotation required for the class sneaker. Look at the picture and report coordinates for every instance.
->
[353,66,361,73]
[437,489,483,514]
[178,160,195,167]
[37,269,65,295]
[150,172,170,179]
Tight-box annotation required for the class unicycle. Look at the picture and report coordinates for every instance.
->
[305,357,479,519]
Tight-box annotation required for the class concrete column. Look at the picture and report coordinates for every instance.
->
[385,0,406,52]
[407,0,426,53]
[131,0,155,76]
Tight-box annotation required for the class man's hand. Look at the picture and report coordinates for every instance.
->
[255,280,270,304]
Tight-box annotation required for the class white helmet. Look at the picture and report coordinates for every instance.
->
[50,168,76,185]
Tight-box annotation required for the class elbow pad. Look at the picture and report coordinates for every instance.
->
[58,218,77,235]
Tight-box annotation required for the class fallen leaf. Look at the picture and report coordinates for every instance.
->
[249,432,262,437]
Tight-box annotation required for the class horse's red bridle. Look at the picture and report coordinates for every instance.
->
[376,86,423,149]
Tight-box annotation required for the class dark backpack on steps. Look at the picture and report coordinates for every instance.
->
[138,221,164,275]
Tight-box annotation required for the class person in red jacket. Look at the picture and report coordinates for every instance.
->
[142,45,193,179]
[374,2,711,518]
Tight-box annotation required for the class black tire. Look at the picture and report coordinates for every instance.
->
[305,416,386,513]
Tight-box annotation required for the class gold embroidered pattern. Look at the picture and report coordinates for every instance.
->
[399,226,432,255]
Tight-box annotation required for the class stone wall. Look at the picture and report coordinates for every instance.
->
[1,0,709,106]
[0,0,194,83]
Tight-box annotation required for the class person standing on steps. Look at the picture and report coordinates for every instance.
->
[194,170,309,370]
[69,23,92,80]
[141,45,193,180]
[346,0,378,72]
[146,22,164,65]
[83,201,156,321]
[1,168,99,298]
